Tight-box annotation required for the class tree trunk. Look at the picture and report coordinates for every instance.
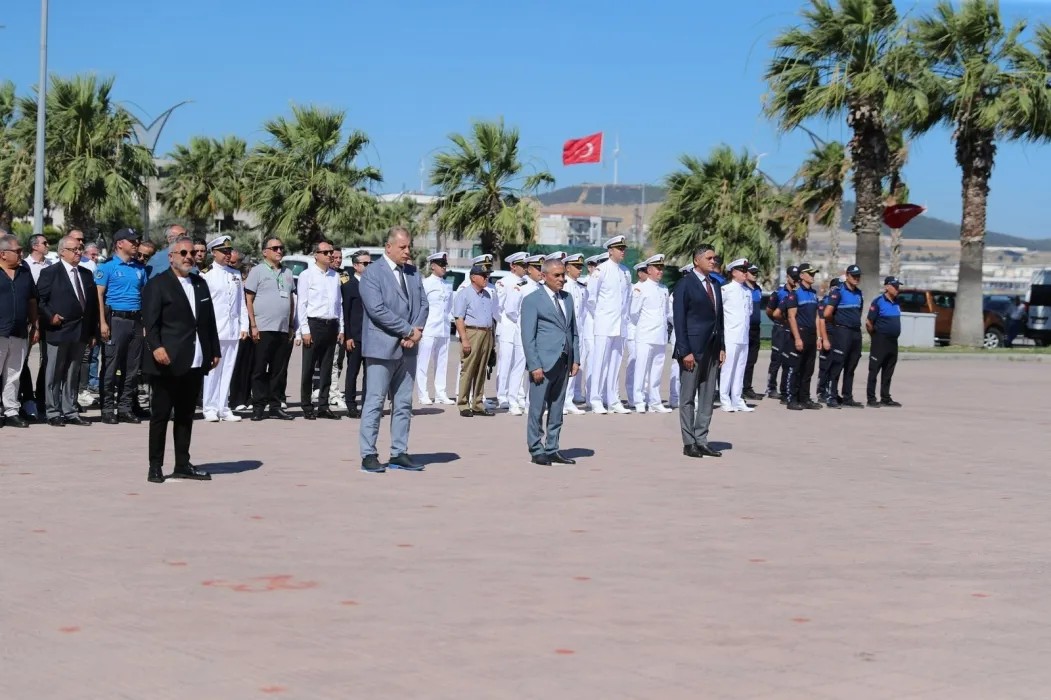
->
[481,230,503,268]
[951,132,994,348]
[890,228,902,277]
[0,204,12,233]
[847,103,889,308]
[828,202,842,276]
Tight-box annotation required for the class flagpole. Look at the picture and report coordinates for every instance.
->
[599,135,605,238]
[613,134,619,186]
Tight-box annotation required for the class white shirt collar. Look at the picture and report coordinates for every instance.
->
[61,259,78,274]
[384,254,399,271]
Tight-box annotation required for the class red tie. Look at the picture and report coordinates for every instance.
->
[704,277,715,307]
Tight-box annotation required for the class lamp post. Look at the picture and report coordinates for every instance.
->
[32,0,48,235]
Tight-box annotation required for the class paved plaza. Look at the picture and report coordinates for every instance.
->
[1,353,1048,699]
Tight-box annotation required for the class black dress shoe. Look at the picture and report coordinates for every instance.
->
[766,390,781,400]
[531,454,553,465]
[65,416,91,427]
[361,455,386,473]
[787,402,804,411]
[147,466,165,483]
[683,445,704,458]
[170,463,211,480]
[117,412,141,424]
[302,409,317,421]
[101,413,119,425]
[803,400,823,410]
[269,407,294,420]
[5,415,29,428]
[548,452,576,465]
[697,444,722,458]
[866,399,881,408]
[133,407,151,419]
[47,416,66,427]
[316,408,340,420]
[346,407,361,419]
[825,398,842,409]
[841,398,864,408]
[251,408,266,421]
[473,409,495,417]
[881,398,902,407]
[743,389,764,400]
[388,453,424,471]
[459,409,473,417]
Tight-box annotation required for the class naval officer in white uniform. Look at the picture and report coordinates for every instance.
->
[416,252,456,405]
[562,253,587,414]
[629,254,672,413]
[719,258,755,412]
[624,261,648,407]
[494,252,529,413]
[200,235,249,422]
[586,236,631,414]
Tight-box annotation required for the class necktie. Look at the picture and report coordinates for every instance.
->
[553,292,567,324]
[397,266,408,297]
[73,268,85,308]
[704,277,716,307]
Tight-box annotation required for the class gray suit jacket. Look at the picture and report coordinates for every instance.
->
[359,257,429,360]
[521,287,579,373]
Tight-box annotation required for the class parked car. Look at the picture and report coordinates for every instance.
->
[1025,269,1051,346]
[896,289,1006,348]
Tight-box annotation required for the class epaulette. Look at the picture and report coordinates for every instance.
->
[340,273,350,284]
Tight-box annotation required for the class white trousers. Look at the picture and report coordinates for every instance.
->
[0,336,28,417]
[203,339,239,416]
[496,336,526,408]
[633,340,666,408]
[580,333,594,402]
[416,334,450,400]
[590,335,623,406]
[624,336,636,404]
[720,342,748,408]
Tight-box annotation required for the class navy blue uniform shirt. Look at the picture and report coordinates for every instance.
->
[785,285,818,330]
[828,284,864,329]
[868,293,901,337]
[768,286,789,325]
[748,283,762,326]
[710,271,726,286]
[0,263,37,338]
[95,256,146,312]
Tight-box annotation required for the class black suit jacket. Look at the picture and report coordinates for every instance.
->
[672,271,725,364]
[141,269,222,377]
[341,274,364,343]
[37,262,99,344]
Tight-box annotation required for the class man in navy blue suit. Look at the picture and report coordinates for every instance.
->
[672,244,726,459]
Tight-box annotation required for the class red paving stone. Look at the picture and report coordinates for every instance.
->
[2,355,1050,698]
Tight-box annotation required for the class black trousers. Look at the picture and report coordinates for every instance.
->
[101,314,143,415]
[829,326,863,401]
[817,346,831,398]
[767,325,784,394]
[785,327,817,404]
[743,323,761,392]
[867,333,898,402]
[344,339,366,409]
[149,370,203,470]
[228,337,254,408]
[252,331,293,410]
[18,329,46,409]
[300,318,338,410]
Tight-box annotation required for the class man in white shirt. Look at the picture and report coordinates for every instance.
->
[296,240,344,419]
[586,236,631,414]
[624,262,648,408]
[200,236,249,422]
[580,254,604,406]
[19,234,52,419]
[719,258,754,412]
[494,251,529,413]
[417,252,456,405]
[630,254,673,413]
[562,254,587,414]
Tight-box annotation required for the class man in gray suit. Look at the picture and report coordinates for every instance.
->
[358,227,429,473]
[520,258,580,466]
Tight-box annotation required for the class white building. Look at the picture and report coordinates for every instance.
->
[537,213,622,246]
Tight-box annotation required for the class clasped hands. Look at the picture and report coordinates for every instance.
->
[400,327,423,349]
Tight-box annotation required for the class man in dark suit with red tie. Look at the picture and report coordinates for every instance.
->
[672,244,726,459]
[142,237,221,483]
[37,235,99,426]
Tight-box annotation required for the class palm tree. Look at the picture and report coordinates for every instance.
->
[884,128,910,276]
[0,80,26,230]
[160,135,246,234]
[765,0,922,305]
[908,0,1051,347]
[794,139,849,275]
[649,145,777,272]
[244,104,382,249]
[14,74,155,234]
[428,119,554,265]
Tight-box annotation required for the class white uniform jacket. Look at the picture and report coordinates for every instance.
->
[721,280,753,346]
[629,278,670,345]
[586,258,631,337]
[564,277,587,336]
[421,274,454,338]
[202,263,249,341]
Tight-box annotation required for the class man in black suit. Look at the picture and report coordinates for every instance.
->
[142,237,221,484]
[342,249,369,418]
[37,235,99,426]
[672,244,726,459]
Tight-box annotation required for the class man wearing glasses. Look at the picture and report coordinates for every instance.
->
[245,237,296,421]
[295,240,343,420]
[200,235,249,422]
[95,228,148,424]
[586,236,632,415]
[145,225,187,280]
[0,232,40,428]
[340,249,370,418]
[18,234,51,420]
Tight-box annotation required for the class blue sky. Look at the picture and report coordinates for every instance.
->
[2,0,1050,238]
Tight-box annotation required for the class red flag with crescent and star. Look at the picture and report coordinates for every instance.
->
[883,203,926,229]
[562,133,603,165]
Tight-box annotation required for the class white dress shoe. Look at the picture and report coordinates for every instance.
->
[590,401,608,414]
[563,403,584,415]
[609,402,631,414]
[734,403,755,412]
[435,394,456,405]
[509,405,524,416]
[219,412,242,422]
[418,397,434,405]
[330,396,347,410]
[203,412,220,422]
[720,406,737,413]
[650,404,673,413]
[635,405,647,414]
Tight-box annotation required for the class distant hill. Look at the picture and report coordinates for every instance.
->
[537,185,1051,252]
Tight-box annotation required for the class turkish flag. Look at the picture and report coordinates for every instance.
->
[562,133,603,165]
[883,203,925,229]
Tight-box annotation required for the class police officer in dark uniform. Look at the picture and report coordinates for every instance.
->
[742,263,764,400]
[783,263,821,411]
[816,278,839,402]
[825,264,865,408]
[95,228,147,424]
[765,276,791,400]
[866,276,902,407]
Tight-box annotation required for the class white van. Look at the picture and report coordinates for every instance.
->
[1025,268,1051,346]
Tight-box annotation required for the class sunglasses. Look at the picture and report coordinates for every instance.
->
[213,247,233,254]
[610,245,627,251]
[266,245,284,252]
[2,248,24,255]
[567,262,583,268]
[317,250,334,256]
[356,260,371,266]
[63,246,84,252]
[175,250,194,257]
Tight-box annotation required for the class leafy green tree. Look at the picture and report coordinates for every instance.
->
[159,135,247,234]
[649,145,776,272]
[428,118,554,265]
[908,0,1051,346]
[794,139,849,274]
[0,80,32,231]
[244,104,381,249]
[765,0,922,304]
[13,74,155,235]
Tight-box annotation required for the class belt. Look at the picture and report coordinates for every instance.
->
[309,317,338,324]
[835,324,862,331]
[111,310,141,319]
[465,325,492,331]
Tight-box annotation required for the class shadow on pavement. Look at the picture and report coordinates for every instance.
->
[205,460,264,475]
[412,408,444,416]
[414,452,460,465]
[710,441,733,452]
[561,448,596,459]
